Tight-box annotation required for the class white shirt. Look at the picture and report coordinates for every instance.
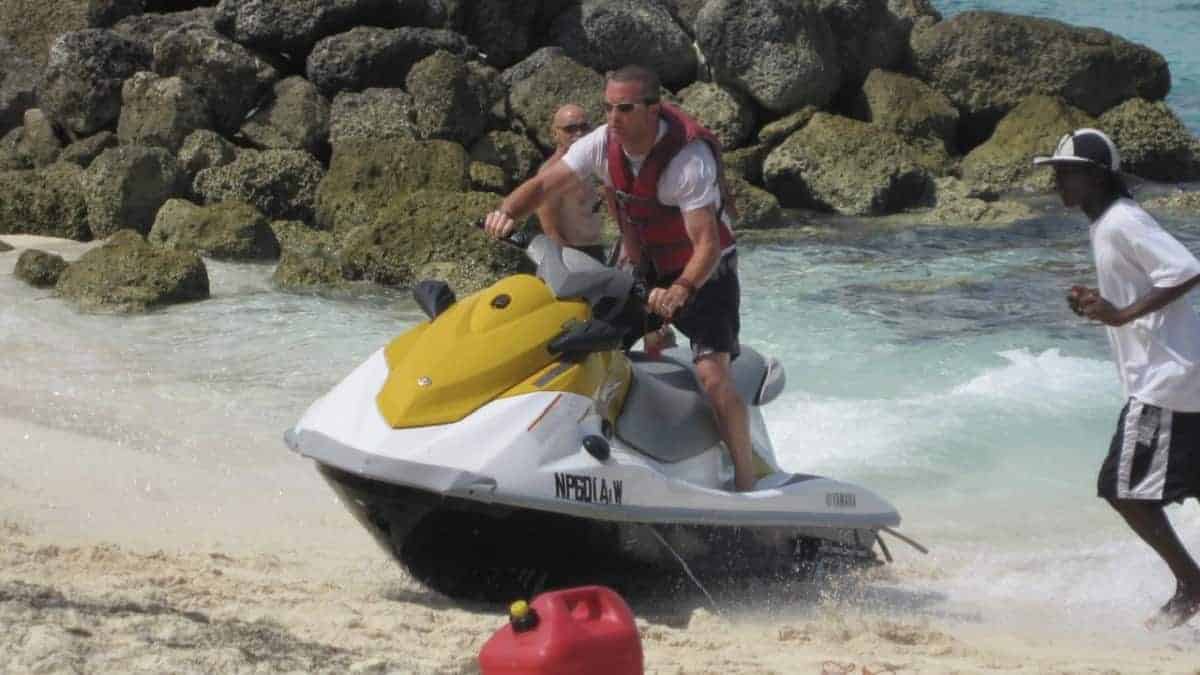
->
[561,120,726,219]
[1090,198,1200,411]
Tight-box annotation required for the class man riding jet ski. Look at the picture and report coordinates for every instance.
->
[284,230,913,601]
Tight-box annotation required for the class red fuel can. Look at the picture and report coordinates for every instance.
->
[478,585,643,675]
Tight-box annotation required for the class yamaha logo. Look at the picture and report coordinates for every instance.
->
[417,376,432,388]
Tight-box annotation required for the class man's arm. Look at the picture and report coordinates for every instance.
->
[646,205,720,320]
[483,160,580,238]
[1081,274,1200,326]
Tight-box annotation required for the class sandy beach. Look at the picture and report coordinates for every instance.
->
[4,234,1200,674]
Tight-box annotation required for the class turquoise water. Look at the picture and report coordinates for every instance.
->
[932,0,1200,132]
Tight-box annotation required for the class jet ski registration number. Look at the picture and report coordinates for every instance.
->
[554,472,623,505]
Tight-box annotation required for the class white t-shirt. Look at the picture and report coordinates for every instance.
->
[561,120,726,219]
[1090,198,1200,411]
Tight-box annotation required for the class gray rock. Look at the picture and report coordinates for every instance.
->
[818,0,909,89]
[1100,99,1200,182]
[723,144,769,185]
[0,1,90,70]
[654,0,707,35]
[0,163,92,240]
[82,145,185,238]
[240,76,330,155]
[111,7,216,53]
[469,130,543,191]
[305,26,474,98]
[14,249,69,287]
[855,68,957,174]
[149,198,279,259]
[912,11,1170,145]
[213,0,426,58]
[500,46,567,89]
[1144,189,1200,215]
[406,50,490,146]
[507,53,605,152]
[315,138,469,232]
[0,127,29,171]
[756,107,817,147]
[88,0,145,28]
[56,229,209,312]
[329,88,419,145]
[271,219,345,288]
[677,82,755,151]
[118,71,211,151]
[59,130,119,168]
[763,112,933,215]
[18,109,64,168]
[177,129,237,179]
[38,29,153,138]
[961,95,1096,195]
[459,0,539,70]
[727,174,781,229]
[154,23,280,135]
[695,0,840,114]
[193,149,325,222]
[0,37,39,136]
[550,0,697,88]
[919,177,1035,226]
[469,161,507,194]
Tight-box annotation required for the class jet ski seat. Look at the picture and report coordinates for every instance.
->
[615,345,779,463]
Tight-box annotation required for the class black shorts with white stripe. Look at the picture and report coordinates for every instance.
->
[1098,399,1200,503]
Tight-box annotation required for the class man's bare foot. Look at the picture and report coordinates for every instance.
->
[1145,586,1200,631]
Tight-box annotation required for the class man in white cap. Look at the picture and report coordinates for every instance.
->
[1036,128,1200,630]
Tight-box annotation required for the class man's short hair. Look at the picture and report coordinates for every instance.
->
[605,65,661,103]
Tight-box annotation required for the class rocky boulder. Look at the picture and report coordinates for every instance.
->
[549,0,697,88]
[0,128,27,171]
[0,1,90,69]
[88,0,144,28]
[0,164,91,239]
[315,137,470,232]
[507,53,604,151]
[756,107,818,147]
[920,176,1035,226]
[469,131,543,191]
[149,198,279,259]
[763,112,933,215]
[500,46,566,90]
[213,0,423,58]
[117,71,211,151]
[329,88,419,145]
[240,76,330,156]
[695,0,841,114]
[38,29,153,138]
[818,0,910,90]
[111,7,216,53]
[271,220,345,288]
[59,131,119,168]
[0,37,39,136]
[17,109,65,168]
[1099,99,1200,182]
[961,95,1096,195]
[459,0,540,70]
[856,69,957,151]
[153,24,279,135]
[14,249,69,287]
[177,129,237,180]
[56,229,209,312]
[469,161,507,194]
[338,189,527,293]
[677,82,755,151]
[82,145,185,238]
[406,50,491,146]
[305,26,474,98]
[912,11,1169,145]
[723,144,769,185]
[726,175,781,229]
[1144,190,1200,216]
[193,149,325,222]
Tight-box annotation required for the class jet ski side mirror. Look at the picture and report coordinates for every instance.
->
[413,279,456,320]
[548,319,626,356]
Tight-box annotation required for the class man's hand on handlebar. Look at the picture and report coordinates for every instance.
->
[483,210,516,239]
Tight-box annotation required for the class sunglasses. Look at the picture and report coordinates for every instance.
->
[602,99,659,114]
[556,122,591,134]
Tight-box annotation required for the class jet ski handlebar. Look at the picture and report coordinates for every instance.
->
[473,219,534,249]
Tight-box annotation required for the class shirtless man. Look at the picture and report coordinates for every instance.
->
[535,104,608,263]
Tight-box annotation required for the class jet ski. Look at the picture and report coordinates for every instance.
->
[285,231,914,600]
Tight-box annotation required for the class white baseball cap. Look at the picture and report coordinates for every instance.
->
[1033,128,1121,172]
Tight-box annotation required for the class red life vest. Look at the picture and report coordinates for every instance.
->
[607,103,736,276]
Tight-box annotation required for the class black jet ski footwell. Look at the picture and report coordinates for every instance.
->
[317,464,883,603]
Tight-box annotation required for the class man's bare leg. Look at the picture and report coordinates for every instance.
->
[1108,498,1200,629]
[694,353,755,492]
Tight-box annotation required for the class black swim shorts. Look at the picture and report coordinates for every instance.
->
[1098,399,1200,503]
[644,250,741,361]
